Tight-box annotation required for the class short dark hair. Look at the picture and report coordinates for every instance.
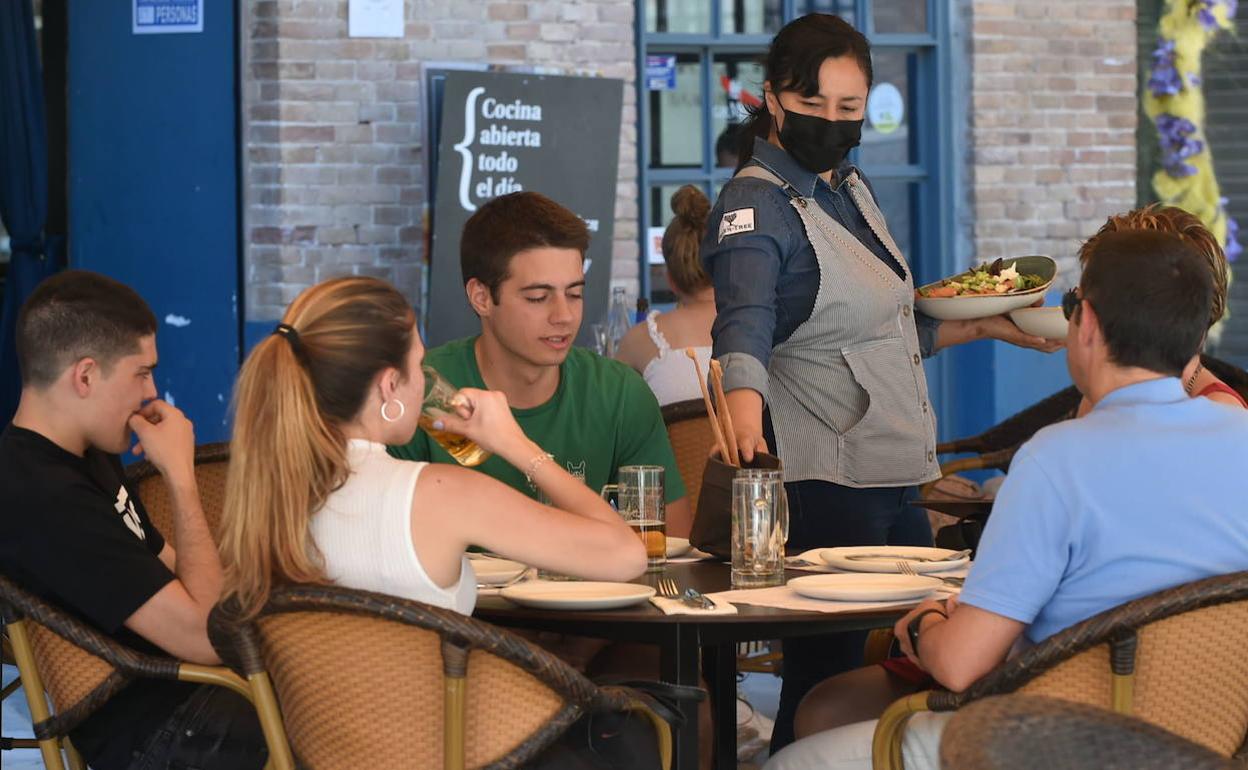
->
[460,191,590,303]
[1079,229,1212,377]
[16,270,158,388]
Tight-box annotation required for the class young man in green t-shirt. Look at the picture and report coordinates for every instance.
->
[389,191,692,535]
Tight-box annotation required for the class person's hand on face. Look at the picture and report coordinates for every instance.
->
[129,399,196,481]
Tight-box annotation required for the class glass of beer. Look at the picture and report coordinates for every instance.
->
[419,365,490,467]
[601,465,666,573]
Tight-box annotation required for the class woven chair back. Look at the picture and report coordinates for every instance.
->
[255,608,571,769]
[1020,600,1248,755]
[24,622,116,716]
[133,445,229,541]
[662,399,716,512]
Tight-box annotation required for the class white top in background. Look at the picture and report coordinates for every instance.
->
[641,310,713,407]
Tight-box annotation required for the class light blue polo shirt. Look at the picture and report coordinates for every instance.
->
[960,377,1248,643]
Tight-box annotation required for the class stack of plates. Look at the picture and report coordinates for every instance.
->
[788,546,968,602]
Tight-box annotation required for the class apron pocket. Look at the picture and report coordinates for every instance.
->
[838,338,929,486]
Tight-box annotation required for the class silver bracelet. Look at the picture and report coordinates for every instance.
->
[524,452,554,490]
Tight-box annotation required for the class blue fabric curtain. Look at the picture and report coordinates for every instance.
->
[0,0,61,425]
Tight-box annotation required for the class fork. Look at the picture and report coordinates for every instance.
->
[657,578,715,609]
[897,561,965,587]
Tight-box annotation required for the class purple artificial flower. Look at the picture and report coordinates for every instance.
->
[1155,114,1204,178]
[1148,39,1184,96]
[1226,213,1242,262]
[1197,4,1219,30]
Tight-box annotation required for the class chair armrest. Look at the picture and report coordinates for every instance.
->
[872,691,934,770]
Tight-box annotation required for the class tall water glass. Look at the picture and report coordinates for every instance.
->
[731,476,785,588]
[737,468,789,547]
[601,465,666,572]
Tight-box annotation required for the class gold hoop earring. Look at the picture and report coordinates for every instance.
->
[381,399,406,423]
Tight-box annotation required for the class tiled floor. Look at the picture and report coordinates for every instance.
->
[1,665,783,770]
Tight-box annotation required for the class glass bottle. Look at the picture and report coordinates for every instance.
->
[606,286,632,358]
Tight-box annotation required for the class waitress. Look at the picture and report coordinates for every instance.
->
[702,14,1059,751]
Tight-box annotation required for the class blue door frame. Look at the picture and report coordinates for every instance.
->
[68,1,241,443]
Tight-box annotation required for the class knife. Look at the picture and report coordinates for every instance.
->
[844,549,971,563]
[682,587,716,610]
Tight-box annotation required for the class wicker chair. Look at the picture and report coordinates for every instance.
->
[872,570,1248,770]
[661,399,716,513]
[126,441,230,540]
[930,386,1082,479]
[0,573,258,770]
[939,694,1237,770]
[208,583,674,770]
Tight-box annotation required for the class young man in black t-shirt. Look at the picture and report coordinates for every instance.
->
[0,271,266,769]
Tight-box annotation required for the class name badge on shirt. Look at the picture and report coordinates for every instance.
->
[718,207,756,243]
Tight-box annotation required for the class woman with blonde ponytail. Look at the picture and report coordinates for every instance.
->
[219,277,645,618]
[616,184,717,405]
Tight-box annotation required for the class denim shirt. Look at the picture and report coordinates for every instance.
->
[702,138,940,392]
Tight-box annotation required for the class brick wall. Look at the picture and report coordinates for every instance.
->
[966,1,1138,287]
[243,0,637,321]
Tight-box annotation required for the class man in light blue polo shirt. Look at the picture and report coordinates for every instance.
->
[766,228,1248,770]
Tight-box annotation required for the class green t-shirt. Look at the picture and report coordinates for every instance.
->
[388,336,686,503]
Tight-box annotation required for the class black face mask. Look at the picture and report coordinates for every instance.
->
[775,104,863,174]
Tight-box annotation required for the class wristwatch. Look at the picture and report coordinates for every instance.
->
[906,607,948,657]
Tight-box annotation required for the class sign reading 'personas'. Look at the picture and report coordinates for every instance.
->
[427,71,624,347]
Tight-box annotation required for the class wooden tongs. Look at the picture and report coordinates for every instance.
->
[685,348,741,467]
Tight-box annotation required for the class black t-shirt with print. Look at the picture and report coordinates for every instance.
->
[0,425,197,770]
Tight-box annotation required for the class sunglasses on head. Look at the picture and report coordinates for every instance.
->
[1061,288,1080,321]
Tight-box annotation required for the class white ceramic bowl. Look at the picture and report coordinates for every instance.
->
[1008,306,1069,339]
[914,256,1057,321]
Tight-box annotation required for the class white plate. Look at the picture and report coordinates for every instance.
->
[500,581,656,610]
[789,573,943,602]
[1008,306,1068,339]
[820,546,970,574]
[914,256,1057,321]
[666,537,692,557]
[469,559,527,586]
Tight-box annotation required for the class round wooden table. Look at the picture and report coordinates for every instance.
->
[474,561,910,770]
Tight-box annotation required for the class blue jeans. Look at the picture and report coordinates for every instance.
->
[769,478,932,754]
[128,685,267,770]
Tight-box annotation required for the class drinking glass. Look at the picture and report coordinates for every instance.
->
[419,365,490,467]
[601,465,666,572]
[731,476,785,588]
[737,468,789,546]
[591,323,608,356]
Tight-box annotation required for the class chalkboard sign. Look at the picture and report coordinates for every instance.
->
[426,70,624,347]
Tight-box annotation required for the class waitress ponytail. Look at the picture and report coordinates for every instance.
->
[734,13,873,171]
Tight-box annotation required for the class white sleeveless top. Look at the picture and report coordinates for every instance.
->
[310,439,477,614]
[641,310,713,407]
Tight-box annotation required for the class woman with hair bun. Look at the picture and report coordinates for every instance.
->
[616,184,717,405]
[218,276,645,620]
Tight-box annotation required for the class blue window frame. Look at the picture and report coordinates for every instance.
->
[636,0,954,305]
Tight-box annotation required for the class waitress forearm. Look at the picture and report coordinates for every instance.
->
[724,388,769,460]
[930,318,983,352]
[930,315,1058,353]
